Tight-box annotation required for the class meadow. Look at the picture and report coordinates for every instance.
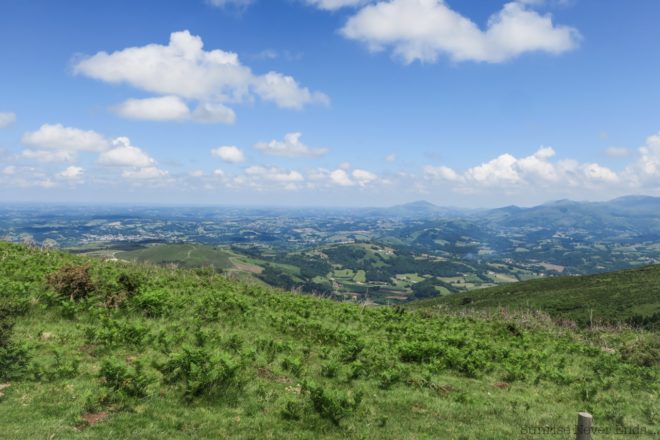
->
[0,242,657,439]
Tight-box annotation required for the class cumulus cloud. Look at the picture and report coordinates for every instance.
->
[0,112,16,128]
[623,133,660,187]
[113,96,236,124]
[22,124,108,152]
[73,30,328,122]
[423,164,462,182]
[254,132,328,157]
[352,168,377,185]
[425,146,620,190]
[330,169,354,186]
[57,166,84,180]
[98,137,156,168]
[211,145,245,163]
[114,96,191,122]
[341,0,580,64]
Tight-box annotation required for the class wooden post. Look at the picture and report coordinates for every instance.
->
[576,412,592,440]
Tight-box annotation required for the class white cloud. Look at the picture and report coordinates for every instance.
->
[352,168,377,185]
[424,164,462,181]
[114,96,236,124]
[306,0,370,10]
[22,124,108,152]
[211,145,245,163]
[341,0,580,64]
[2,165,15,175]
[385,153,396,162]
[425,146,620,190]
[253,72,329,110]
[190,170,205,177]
[245,165,304,183]
[191,102,236,124]
[254,132,328,157]
[623,133,660,187]
[114,96,191,121]
[98,137,156,168]
[0,112,16,128]
[330,169,354,186]
[465,153,522,185]
[57,166,83,180]
[122,166,168,180]
[582,163,618,183]
[74,30,327,121]
[21,149,76,163]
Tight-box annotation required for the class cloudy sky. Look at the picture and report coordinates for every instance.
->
[1,0,659,207]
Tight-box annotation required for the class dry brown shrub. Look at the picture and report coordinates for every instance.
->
[46,264,95,301]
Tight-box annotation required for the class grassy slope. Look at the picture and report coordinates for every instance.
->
[0,242,657,439]
[116,244,235,270]
[411,265,660,326]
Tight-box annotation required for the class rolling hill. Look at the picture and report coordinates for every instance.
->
[410,264,660,328]
[0,242,657,438]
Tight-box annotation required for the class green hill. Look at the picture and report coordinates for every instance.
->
[410,265,660,328]
[0,242,657,438]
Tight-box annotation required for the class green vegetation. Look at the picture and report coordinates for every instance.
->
[412,265,660,328]
[117,244,236,271]
[0,242,658,438]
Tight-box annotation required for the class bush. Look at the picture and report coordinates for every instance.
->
[99,357,152,398]
[130,289,172,317]
[117,272,143,296]
[46,264,95,301]
[159,346,242,401]
[303,381,362,426]
[0,303,30,380]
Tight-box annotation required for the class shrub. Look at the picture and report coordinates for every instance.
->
[99,357,152,398]
[30,349,80,381]
[130,289,172,317]
[281,399,305,421]
[303,381,362,426]
[46,264,95,301]
[281,356,304,377]
[117,272,143,296]
[0,303,30,380]
[159,346,242,401]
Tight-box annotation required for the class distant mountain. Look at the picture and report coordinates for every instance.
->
[475,195,660,239]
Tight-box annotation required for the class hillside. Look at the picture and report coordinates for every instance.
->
[410,264,660,328]
[0,242,658,438]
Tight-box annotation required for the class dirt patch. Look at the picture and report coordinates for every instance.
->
[494,382,510,389]
[81,411,108,426]
[231,260,263,274]
[257,367,291,384]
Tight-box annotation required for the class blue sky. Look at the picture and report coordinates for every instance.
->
[0,0,659,207]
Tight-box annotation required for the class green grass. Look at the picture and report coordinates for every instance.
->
[0,242,658,439]
[411,265,660,328]
[117,244,235,270]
